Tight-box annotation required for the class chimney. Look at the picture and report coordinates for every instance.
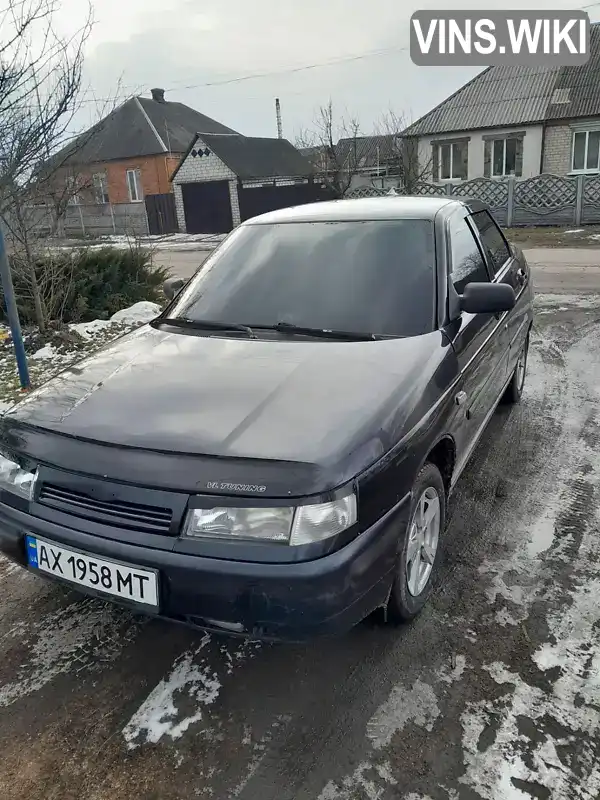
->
[151,87,165,103]
[275,98,283,139]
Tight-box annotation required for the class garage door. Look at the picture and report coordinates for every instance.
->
[238,182,335,223]
[182,181,233,234]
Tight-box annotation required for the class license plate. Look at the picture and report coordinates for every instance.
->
[25,535,159,608]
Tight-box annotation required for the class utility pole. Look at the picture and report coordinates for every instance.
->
[275,98,283,139]
[0,225,30,390]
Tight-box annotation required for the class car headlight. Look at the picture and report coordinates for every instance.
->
[0,453,37,500]
[183,493,357,545]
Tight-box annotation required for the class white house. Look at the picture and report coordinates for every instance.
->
[403,24,600,184]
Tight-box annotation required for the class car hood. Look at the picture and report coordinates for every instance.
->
[4,324,450,492]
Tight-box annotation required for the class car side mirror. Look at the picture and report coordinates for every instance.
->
[459,282,515,314]
[163,277,185,300]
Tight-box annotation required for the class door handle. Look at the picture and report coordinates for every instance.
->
[455,391,468,407]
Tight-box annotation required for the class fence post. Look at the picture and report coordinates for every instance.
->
[109,203,116,234]
[0,224,30,389]
[143,203,150,236]
[506,176,515,227]
[445,183,452,196]
[575,175,584,225]
[77,204,86,236]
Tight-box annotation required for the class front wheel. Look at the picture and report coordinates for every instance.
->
[386,462,446,624]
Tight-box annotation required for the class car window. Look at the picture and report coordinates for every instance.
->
[471,210,511,274]
[449,214,489,294]
[169,219,436,338]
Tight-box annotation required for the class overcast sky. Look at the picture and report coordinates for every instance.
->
[57,0,600,141]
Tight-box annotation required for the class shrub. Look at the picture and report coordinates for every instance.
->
[2,246,169,326]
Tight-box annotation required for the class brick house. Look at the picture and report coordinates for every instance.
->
[43,88,237,225]
[171,133,322,233]
[403,23,600,183]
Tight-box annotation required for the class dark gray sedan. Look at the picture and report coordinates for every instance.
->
[0,196,533,640]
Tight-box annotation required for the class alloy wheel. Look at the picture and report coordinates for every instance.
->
[516,342,528,393]
[405,486,441,597]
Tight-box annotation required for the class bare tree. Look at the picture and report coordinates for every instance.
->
[373,110,431,194]
[0,0,93,331]
[296,101,363,198]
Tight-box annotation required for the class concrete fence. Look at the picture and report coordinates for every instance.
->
[346,173,600,227]
[13,202,151,238]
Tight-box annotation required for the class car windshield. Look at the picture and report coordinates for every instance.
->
[168,219,436,338]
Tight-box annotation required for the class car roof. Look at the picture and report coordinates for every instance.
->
[244,196,464,224]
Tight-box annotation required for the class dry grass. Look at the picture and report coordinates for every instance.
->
[504,225,600,248]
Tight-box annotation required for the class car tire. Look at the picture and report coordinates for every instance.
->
[386,462,446,624]
[503,333,529,405]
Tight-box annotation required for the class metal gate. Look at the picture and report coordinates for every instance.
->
[182,181,233,234]
[237,181,335,222]
[145,193,178,235]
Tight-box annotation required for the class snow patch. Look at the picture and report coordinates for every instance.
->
[49,233,226,253]
[67,301,160,340]
[122,635,220,747]
[460,657,600,799]
[32,344,57,360]
[318,761,397,800]
[534,293,600,309]
[69,319,111,339]
[526,503,559,558]
[229,713,292,798]
[564,229,584,234]
[494,608,520,627]
[0,601,141,707]
[123,636,262,749]
[437,655,468,684]
[366,679,440,750]
[0,553,28,577]
[533,576,600,709]
[110,301,160,326]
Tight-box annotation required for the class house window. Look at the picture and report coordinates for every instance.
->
[65,176,80,205]
[484,137,523,177]
[93,172,109,204]
[126,169,143,202]
[571,130,600,172]
[433,140,468,181]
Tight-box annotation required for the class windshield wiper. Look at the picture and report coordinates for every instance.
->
[159,317,257,339]
[253,321,383,341]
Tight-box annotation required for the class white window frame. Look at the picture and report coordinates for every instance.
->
[489,137,521,178]
[570,129,600,174]
[126,169,143,202]
[65,175,80,205]
[92,172,109,204]
[435,140,468,182]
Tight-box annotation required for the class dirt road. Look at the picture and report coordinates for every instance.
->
[157,246,600,295]
[0,263,599,799]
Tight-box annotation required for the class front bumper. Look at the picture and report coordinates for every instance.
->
[0,497,409,642]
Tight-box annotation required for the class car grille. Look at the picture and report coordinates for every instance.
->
[38,483,173,535]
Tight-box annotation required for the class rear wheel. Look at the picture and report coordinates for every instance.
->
[503,333,529,405]
[386,462,445,623]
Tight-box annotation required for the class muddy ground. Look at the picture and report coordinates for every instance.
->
[505,225,600,248]
[0,280,599,799]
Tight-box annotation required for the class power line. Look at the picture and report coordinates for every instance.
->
[47,0,600,108]
[73,43,411,106]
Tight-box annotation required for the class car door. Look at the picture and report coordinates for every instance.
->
[443,208,508,475]
[470,209,529,378]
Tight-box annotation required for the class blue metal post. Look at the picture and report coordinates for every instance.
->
[0,225,30,390]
